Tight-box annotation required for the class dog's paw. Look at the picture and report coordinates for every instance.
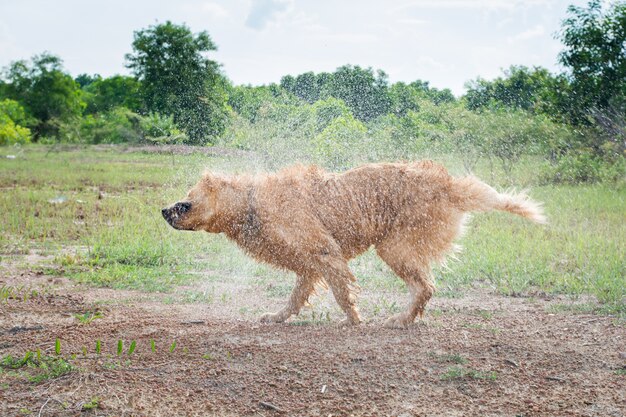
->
[383,313,412,329]
[338,315,362,327]
[259,312,286,323]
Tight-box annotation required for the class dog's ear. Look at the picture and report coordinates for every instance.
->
[201,172,226,191]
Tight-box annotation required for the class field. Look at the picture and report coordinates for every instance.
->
[1,145,625,416]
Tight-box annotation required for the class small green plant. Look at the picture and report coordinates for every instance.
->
[440,366,498,381]
[81,397,100,411]
[150,339,156,353]
[95,340,101,355]
[1,353,74,383]
[117,340,123,356]
[74,311,103,324]
[169,341,177,353]
[55,339,61,356]
[430,352,468,364]
[128,340,137,356]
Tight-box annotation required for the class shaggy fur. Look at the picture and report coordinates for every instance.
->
[162,161,546,328]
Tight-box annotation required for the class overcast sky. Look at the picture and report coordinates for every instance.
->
[0,0,589,95]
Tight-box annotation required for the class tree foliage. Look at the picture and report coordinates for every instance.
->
[82,75,142,114]
[1,53,84,138]
[125,21,229,144]
[0,99,32,145]
[558,0,626,115]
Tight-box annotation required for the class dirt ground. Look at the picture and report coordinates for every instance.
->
[1,265,625,417]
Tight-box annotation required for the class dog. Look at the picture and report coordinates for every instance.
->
[162,161,545,328]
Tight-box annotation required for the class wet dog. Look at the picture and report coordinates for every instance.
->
[162,161,545,328]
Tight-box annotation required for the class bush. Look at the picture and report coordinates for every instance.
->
[542,150,625,184]
[73,108,142,144]
[0,99,32,145]
[313,114,367,170]
[58,108,187,144]
[138,113,187,144]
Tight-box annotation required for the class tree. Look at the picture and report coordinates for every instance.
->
[125,21,230,144]
[0,99,32,145]
[465,66,564,113]
[75,73,101,88]
[82,75,142,114]
[1,53,84,138]
[329,65,390,122]
[558,0,626,156]
[558,0,626,116]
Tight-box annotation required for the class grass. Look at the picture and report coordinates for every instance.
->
[429,352,468,365]
[0,145,624,316]
[440,366,498,381]
[1,352,74,383]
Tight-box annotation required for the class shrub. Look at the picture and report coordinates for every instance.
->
[0,99,32,145]
[542,150,625,184]
[313,114,367,169]
[138,112,188,144]
[58,107,142,144]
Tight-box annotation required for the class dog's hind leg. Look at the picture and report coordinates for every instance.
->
[376,242,435,328]
[260,273,319,323]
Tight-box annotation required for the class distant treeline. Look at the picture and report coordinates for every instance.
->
[0,0,624,183]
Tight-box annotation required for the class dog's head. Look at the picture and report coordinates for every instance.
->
[162,173,221,232]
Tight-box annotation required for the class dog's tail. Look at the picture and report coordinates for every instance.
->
[451,176,547,224]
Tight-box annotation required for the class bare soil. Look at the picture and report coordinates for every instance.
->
[1,268,625,417]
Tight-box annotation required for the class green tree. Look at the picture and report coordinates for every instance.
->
[125,21,230,144]
[558,0,626,116]
[465,66,565,113]
[329,65,390,122]
[228,84,297,122]
[311,97,352,133]
[0,99,32,145]
[2,53,84,138]
[75,73,101,88]
[83,75,142,114]
[313,113,368,169]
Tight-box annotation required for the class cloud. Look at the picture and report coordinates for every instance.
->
[245,0,293,31]
[508,25,545,42]
[201,2,229,18]
[391,0,554,12]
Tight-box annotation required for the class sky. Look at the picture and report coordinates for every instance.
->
[0,0,590,95]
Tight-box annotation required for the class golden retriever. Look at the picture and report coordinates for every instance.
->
[162,161,545,328]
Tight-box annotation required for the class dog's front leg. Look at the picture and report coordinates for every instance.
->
[260,274,318,323]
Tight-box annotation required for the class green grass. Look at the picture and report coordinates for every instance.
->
[0,145,624,315]
[440,366,498,381]
[429,352,468,365]
[1,352,74,383]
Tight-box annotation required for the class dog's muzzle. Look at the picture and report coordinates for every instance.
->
[162,201,192,229]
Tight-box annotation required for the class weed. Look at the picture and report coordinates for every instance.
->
[429,352,468,365]
[81,397,100,411]
[1,353,74,383]
[440,366,498,381]
[74,311,103,324]
[128,340,137,356]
